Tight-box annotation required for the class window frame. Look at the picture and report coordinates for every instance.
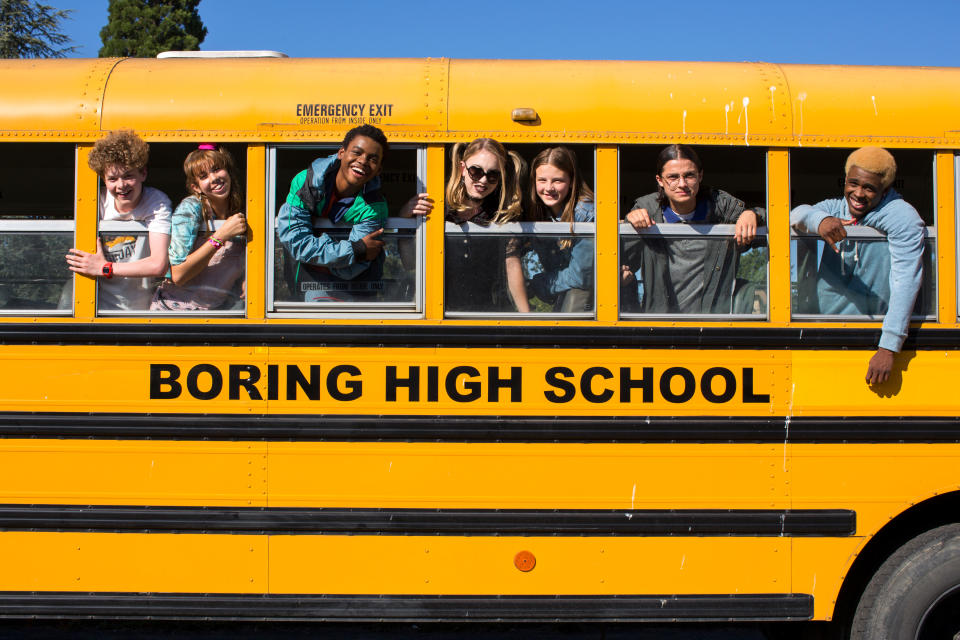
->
[266,144,427,319]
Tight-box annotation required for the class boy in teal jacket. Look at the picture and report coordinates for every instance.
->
[277,125,391,300]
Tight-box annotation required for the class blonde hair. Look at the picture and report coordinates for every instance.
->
[88,130,149,175]
[183,145,244,219]
[845,146,897,190]
[445,138,526,224]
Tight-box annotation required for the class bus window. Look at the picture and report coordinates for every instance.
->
[444,143,596,317]
[0,143,74,315]
[95,142,248,315]
[618,145,768,318]
[269,145,422,314]
[790,148,936,320]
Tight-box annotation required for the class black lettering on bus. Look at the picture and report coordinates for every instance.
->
[446,366,481,403]
[742,368,771,403]
[488,366,522,402]
[287,364,321,401]
[581,367,614,403]
[229,364,262,400]
[386,365,419,402]
[267,364,279,401]
[544,367,575,403]
[150,364,181,399]
[427,366,439,402]
[328,364,362,401]
[187,364,222,400]
[701,367,736,404]
[620,367,653,403]
[660,367,695,403]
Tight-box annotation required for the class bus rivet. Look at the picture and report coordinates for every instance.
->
[514,550,536,572]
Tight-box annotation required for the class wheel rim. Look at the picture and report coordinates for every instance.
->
[916,582,960,640]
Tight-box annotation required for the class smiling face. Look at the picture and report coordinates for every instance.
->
[103,164,147,213]
[336,135,383,195]
[535,163,572,216]
[192,166,231,203]
[460,149,501,201]
[655,158,702,213]
[844,165,886,218]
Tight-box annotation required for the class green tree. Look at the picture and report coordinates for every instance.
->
[0,0,75,58]
[99,0,206,58]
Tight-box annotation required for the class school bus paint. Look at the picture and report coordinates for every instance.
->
[0,439,267,506]
[265,442,786,509]
[936,150,957,322]
[4,58,960,146]
[269,535,789,595]
[0,532,266,592]
[790,349,960,416]
[0,345,788,414]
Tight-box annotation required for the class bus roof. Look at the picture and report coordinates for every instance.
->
[1,57,958,148]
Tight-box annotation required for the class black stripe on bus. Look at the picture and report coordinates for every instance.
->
[0,323,956,350]
[1,413,959,443]
[0,592,813,621]
[0,505,855,536]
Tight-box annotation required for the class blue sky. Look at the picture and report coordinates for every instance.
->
[53,0,958,66]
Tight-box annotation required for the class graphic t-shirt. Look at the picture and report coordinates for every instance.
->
[98,186,171,310]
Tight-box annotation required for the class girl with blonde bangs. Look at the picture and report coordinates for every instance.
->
[150,144,248,311]
[507,146,596,313]
[444,138,525,224]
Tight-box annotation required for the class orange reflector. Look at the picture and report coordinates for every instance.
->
[514,550,536,572]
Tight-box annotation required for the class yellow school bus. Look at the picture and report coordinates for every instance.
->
[0,56,958,638]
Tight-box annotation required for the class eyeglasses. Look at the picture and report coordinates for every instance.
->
[661,172,700,187]
[465,165,501,184]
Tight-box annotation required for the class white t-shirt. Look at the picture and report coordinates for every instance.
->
[98,186,172,310]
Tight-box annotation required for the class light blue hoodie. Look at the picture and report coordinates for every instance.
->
[790,189,925,352]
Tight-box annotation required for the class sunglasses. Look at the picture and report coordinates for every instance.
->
[465,165,501,184]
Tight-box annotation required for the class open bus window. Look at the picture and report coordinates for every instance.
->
[94,142,248,315]
[268,145,423,314]
[619,225,768,317]
[0,143,74,315]
[790,148,936,321]
[443,143,596,317]
[445,221,595,316]
[618,145,768,319]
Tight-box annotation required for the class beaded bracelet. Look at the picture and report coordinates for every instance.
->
[208,236,224,249]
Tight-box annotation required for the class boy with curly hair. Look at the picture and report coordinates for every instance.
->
[66,130,171,310]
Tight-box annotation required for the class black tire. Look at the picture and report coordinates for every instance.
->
[850,523,960,640]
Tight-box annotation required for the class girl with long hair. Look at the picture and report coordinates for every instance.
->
[150,144,247,310]
[444,138,526,312]
[506,146,595,312]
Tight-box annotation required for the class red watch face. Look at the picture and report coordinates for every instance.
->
[102,263,113,278]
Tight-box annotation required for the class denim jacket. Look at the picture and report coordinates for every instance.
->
[790,189,924,352]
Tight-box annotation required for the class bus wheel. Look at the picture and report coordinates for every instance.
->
[851,524,960,640]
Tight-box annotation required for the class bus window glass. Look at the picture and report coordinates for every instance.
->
[269,146,422,313]
[618,145,768,318]
[94,142,248,315]
[0,143,74,314]
[444,143,596,317]
[790,148,935,320]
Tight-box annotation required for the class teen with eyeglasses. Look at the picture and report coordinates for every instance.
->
[443,138,527,312]
[621,144,764,314]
